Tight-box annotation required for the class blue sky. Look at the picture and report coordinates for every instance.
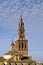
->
[0,0,43,62]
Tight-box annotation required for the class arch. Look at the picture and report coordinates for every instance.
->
[25,43,26,48]
[28,63,30,65]
[3,64,5,65]
[19,43,20,50]
[22,63,23,65]
[22,42,23,50]
[15,63,17,65]
[9,63,11,65]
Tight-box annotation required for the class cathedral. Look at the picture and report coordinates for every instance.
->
[0,16,36,65]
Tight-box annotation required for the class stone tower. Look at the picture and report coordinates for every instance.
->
[15,16,28,56]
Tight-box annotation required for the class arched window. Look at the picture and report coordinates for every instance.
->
[15,63,17,65]
[28,63,30,65]
[3,64,5,65]
[22,42,23,49]
[19,43,20,50]
[9,63,11,65]
[22,64,23,65]
[35,63,36,65]
[25,44,26,48]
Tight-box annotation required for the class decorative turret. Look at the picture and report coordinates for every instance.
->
[10,41,15,51]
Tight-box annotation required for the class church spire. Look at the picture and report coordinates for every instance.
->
[15,16,28,56]
[18,16,25,39]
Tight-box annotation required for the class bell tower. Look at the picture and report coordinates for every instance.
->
[15,16,28,56]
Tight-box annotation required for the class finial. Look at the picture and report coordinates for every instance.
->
[11,40,14,46]
[20,15,23,22]
[20,15,22,18]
